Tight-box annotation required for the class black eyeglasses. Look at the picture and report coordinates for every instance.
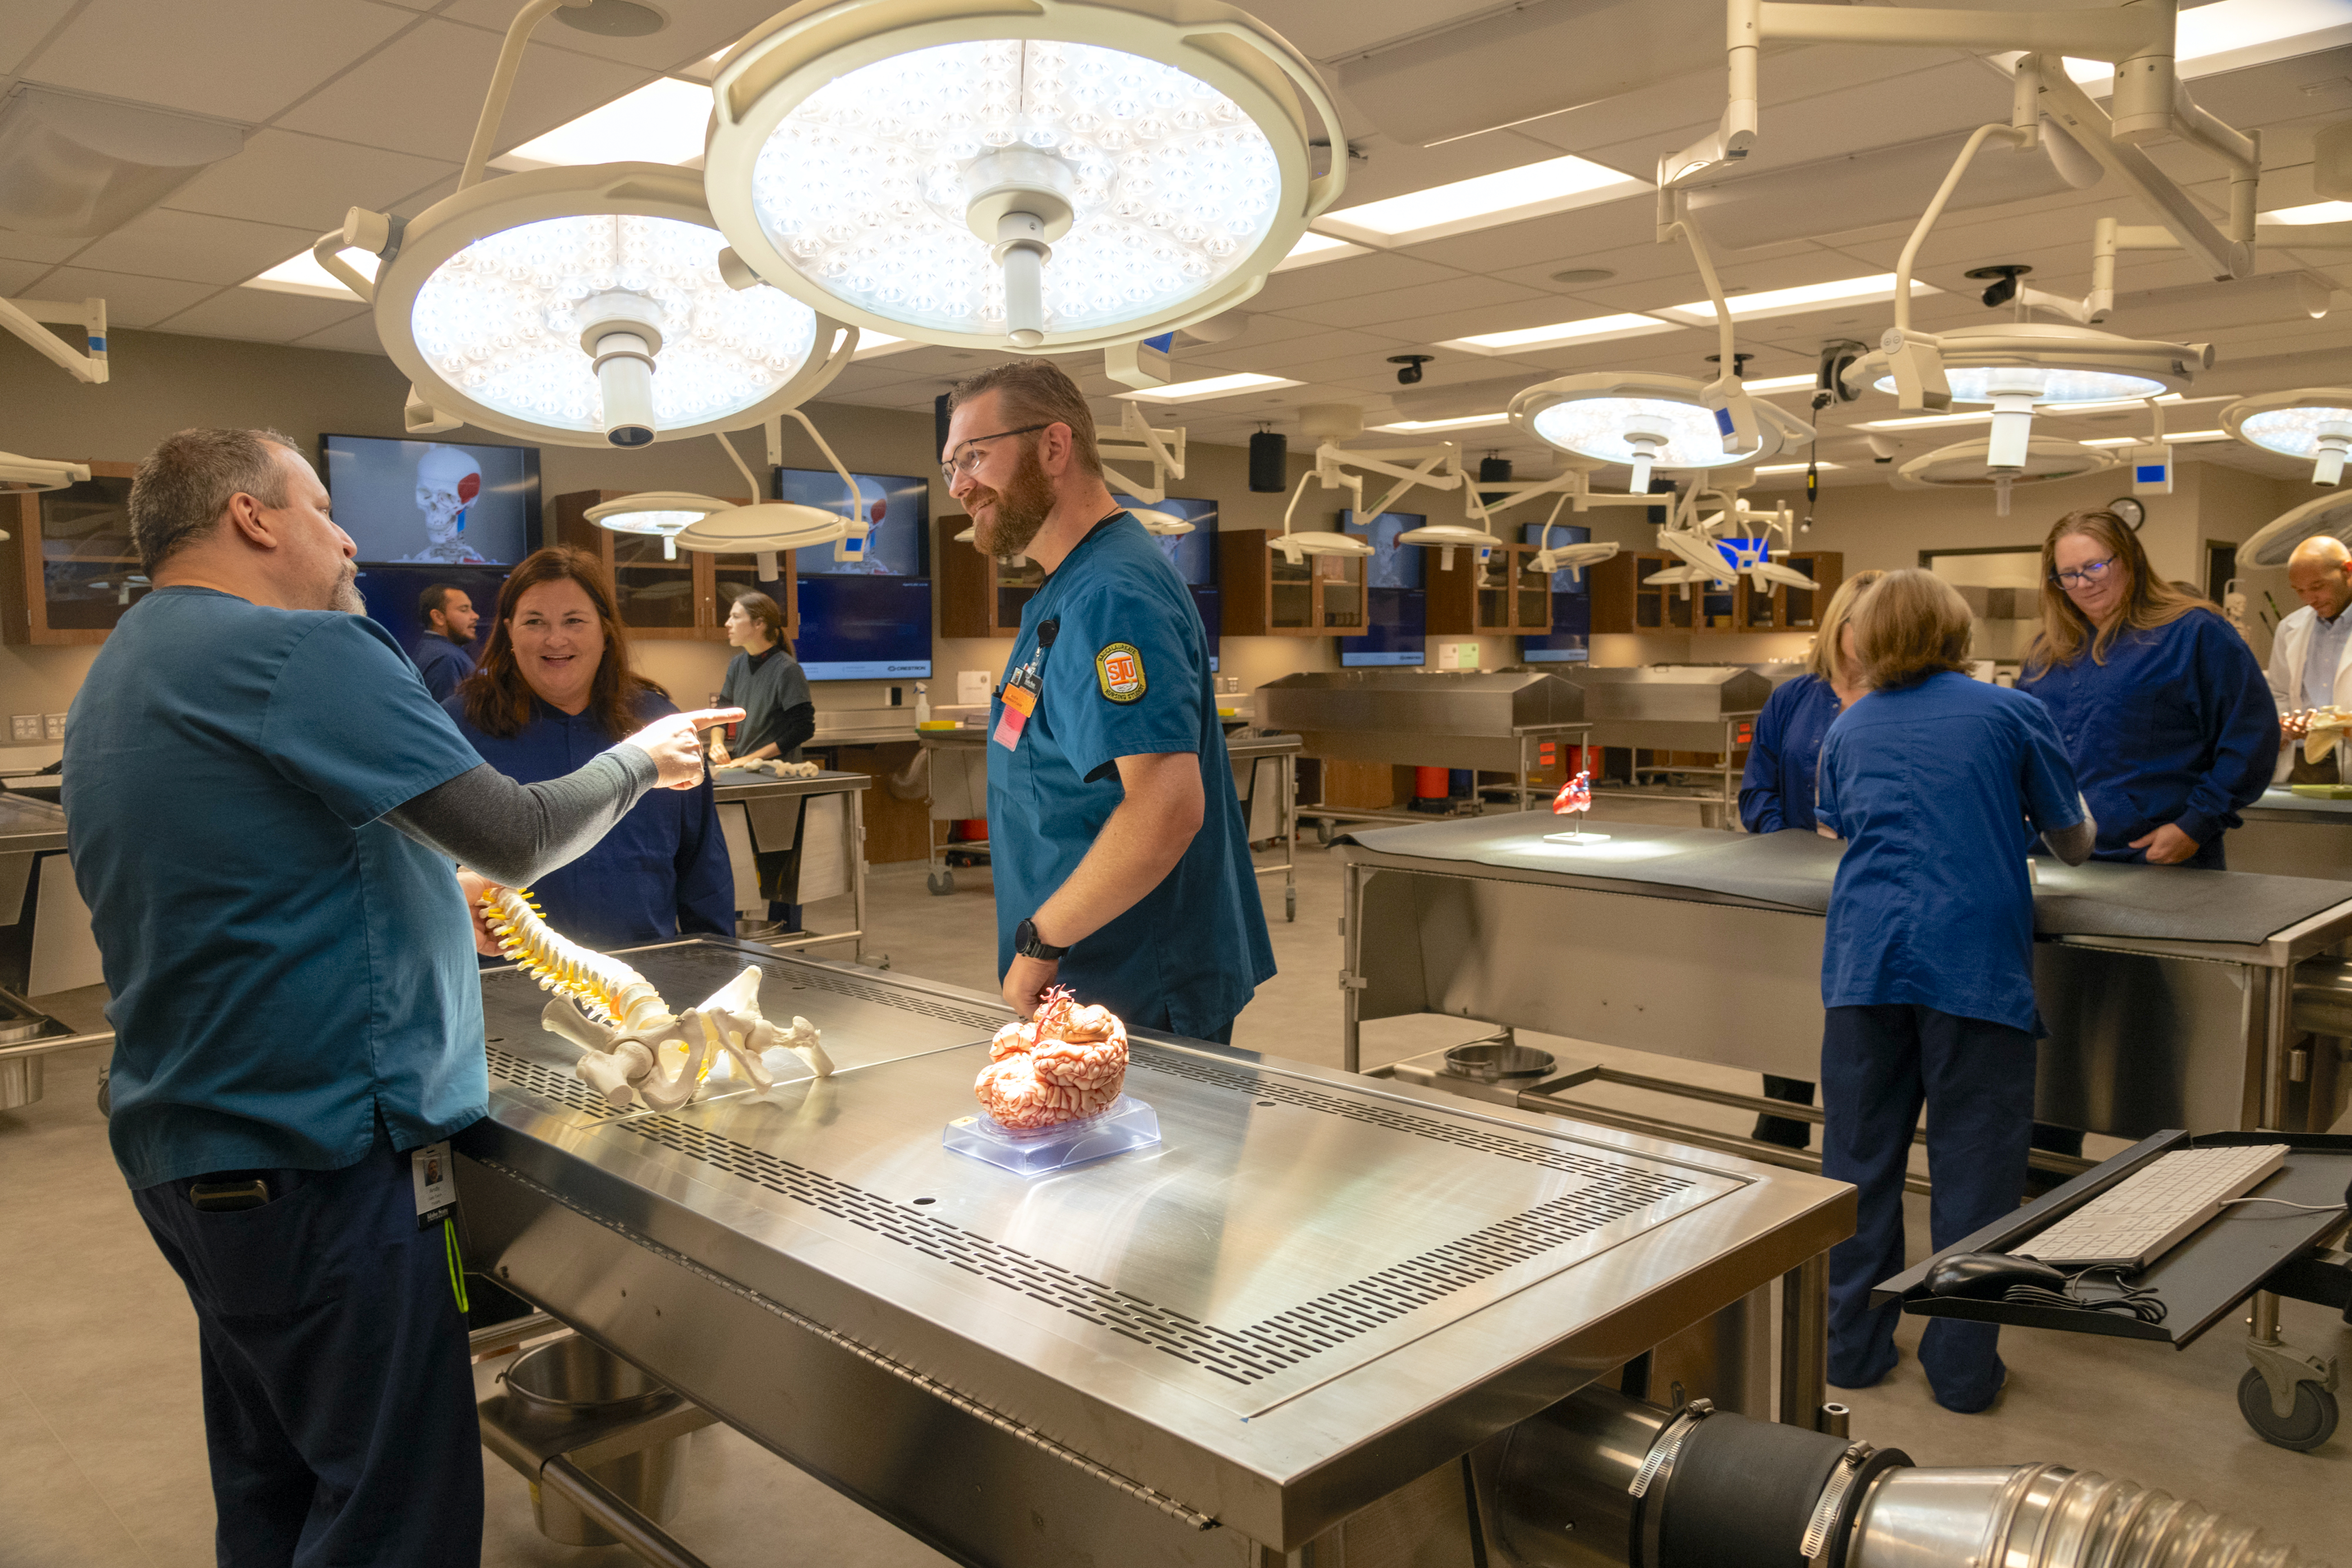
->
[2050,557,2118,590]
[941,424,1050,483]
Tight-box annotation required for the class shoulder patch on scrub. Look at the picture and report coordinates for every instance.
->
[1096,642,1146,703]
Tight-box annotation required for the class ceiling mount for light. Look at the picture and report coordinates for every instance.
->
[702,0,1345,354]
[584,491,734,560]
[2223,389,2352,486]
[1509,372,1814,492]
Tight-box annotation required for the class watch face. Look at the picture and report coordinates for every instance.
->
[2110,497,2145,529]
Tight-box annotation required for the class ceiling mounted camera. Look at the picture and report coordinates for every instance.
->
[1967,263,2034,310]
[1390,353,1434,386]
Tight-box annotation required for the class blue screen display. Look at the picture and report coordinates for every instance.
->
[1519,520,1592,664]
[776,467,932,680]
[322,434,540,566]
[1341,509,1427,667]
[1118,493,1218,586]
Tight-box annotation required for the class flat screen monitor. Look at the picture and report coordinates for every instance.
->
[775,467,932,680]
[1117,492,1220,669]
[321,434,540,566]
[1519,520,1592,664]
[1341,509,1426,667]
[356,565,510,674]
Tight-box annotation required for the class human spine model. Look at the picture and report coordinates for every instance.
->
[481,886,832,1111]
[975,987,1128,1130]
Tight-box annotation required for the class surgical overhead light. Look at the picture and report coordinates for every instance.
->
[583,492,736,560]
[701,0,1345,352]
[1858,323,2204,473]
[674,502,862,584]
[1893,434,2117,516]
[0,452,91,494]
[2236,490,2352,569]
[1130,507,1193,536]
[352,163,855,448]
[1394,522,1503,573]
[1508,372,1815,493]
[2222,389,2352,486]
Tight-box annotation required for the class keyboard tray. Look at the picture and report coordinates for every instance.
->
[1874,1132,2352,1348]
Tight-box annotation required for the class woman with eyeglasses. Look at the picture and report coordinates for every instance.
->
[2017,508,2277,870]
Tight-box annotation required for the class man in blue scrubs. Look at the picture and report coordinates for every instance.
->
[66,429,727,1567]
[414,582,481,702]
[946,361,1274,1041]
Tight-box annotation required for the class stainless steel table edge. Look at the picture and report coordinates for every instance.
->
[462,962,1850,1548]
[1336,840,1817,918]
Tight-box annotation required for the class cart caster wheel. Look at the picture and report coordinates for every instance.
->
[96,1066,110,1118]
[927,871,955,896]
[2238,1366,2339,1450]
[1285,886,1297,922]
[1314,820,1334,847]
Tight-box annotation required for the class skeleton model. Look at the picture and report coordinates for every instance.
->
[407,444,490,564]
[480,886,831,1111]
[976,987,1129,1131]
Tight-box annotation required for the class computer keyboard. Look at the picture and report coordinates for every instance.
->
[2018,1144,2290,1271]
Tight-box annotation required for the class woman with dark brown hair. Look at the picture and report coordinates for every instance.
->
[2017,508,2277,869]
[710,590,814,766]
[447,546,733,949]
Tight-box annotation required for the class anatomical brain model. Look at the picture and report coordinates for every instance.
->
[481,885,831,1112]
[976,986,1129,1130]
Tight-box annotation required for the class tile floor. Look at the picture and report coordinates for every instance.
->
[3,820,2345,1565]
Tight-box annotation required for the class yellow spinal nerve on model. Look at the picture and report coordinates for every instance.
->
[479,886,832,1113]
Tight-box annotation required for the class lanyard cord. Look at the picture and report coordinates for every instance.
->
[443,1216,470,1314]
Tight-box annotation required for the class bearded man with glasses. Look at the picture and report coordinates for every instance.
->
[943,360,1274,1041]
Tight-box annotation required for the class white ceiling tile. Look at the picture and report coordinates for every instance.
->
[1277,274,1548,332]
[1248,254,1468,313]
[0,256,53,294]
[69,207,324,285]
[274,19,650,163]
[151,287,370,343]
[0,0,81,76]
[0,226,89,265]
[164,129,455,234]
[1219,327,1419,369]
[27,267,218,327]
[1396,196,1659,275]
[289,313,393,354]
[24,0,416,120]
[437,0,777,73]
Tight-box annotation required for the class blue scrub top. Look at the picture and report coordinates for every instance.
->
[1740,674,1841,834]
[414,632,476,703]
[2016,608,2277,869]
[986,513,1275,1035]
[1815,672,2085,1036]
[65,588,488,1189]
[446,690,734,951]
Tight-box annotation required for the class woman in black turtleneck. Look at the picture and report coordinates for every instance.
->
[710,591,815,766]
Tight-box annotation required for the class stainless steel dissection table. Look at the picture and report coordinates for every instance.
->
[709,768,870,962]
[456,936,1851,1567]
[1337,815,2352,1149]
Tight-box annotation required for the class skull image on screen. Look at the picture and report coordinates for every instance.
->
[404,445,490,564]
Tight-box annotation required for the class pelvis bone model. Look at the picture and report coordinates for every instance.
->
[480,886,833,1112]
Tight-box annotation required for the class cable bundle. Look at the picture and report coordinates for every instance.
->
[2003,1266,2167,1325]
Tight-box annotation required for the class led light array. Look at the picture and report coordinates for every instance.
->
[412,214,816,439]
[747,40,1278,339]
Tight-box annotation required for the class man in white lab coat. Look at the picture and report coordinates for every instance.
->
[2268,535,2352,783]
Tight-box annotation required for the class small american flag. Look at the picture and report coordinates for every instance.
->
[1553,770,1591,816]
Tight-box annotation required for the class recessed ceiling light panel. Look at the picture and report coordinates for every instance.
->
[705,0,1342,352]
[372,163,848,448]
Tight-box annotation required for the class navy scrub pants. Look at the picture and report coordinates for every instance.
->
[1819,1004,2035,1414]
[132,1131,483,1568]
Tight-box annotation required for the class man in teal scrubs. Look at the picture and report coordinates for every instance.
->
[946,361,1274,1042]
[66,428,728,1566]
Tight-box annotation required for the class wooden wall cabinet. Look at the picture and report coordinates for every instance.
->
[1428,543,1553,635]
[555,490,789,644]
[1218,528,1366,638]
[1587,549,1842,636]
[4,462,141,645]
[935,517,1042,638]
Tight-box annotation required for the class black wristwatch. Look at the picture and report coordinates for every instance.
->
[1013,917,1068,961]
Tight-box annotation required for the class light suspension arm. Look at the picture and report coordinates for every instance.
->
[461,0,589,190]
[0,294,107,385]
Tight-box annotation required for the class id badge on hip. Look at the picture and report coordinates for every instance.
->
[411,1140,456,1230]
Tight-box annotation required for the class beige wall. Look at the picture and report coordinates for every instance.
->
[3,325,2316,760]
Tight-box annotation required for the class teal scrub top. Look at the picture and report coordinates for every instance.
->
[986,513,1274,1035]
[65,588,489,1189]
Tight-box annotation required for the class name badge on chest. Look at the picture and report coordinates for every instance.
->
[994,659,1042,751]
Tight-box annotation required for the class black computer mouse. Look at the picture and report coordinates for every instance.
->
[1924,1252,2070,1300]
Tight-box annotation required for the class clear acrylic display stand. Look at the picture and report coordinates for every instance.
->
[943,1095,1161,1176]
